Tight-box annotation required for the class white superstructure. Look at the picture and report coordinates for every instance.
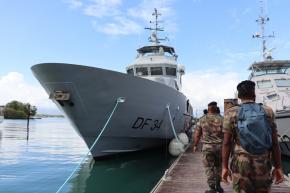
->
[249,61,290,113]
[249,0,290,156]
[126,9,184,91]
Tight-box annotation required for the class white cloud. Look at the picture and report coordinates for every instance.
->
[282,41,290,49]
[228,9,240,24]
[92,17,142,35]
[127,0,174,22]
[223,50,260,64]
[0,72,56,112]
[64,0,83,9]
[64,0,177,36]
[84,0,122,18]
[211,47,261,71]
[242,7,251,15]
[181,70,241,113]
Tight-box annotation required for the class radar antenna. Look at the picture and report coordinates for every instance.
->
[145,8,168,45]
[252,0,275,60]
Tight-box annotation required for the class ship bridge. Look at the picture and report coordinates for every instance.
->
[125,9,185,91]
[126,44,184,91]
[249,60,290,112]
[249,60,290,79]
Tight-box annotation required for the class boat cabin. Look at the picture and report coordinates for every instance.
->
[249,60,290,78]
[249,60,290,111]
[126,45,184,90]
[126,8,185,91]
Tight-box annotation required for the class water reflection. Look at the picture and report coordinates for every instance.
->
[69,149,173,193]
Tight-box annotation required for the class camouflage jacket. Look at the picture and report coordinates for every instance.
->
[223,102,277,154]
[195,114,223,144]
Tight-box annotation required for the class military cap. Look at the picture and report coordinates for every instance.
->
[208,101,217,106]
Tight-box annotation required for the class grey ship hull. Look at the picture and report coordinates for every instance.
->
[31,63,190,158]
[276,111,290,156]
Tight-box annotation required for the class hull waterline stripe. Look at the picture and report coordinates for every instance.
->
[55,97,125,193]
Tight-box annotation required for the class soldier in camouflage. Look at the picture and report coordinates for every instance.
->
[222,80,284,193]
[193,101,224,193]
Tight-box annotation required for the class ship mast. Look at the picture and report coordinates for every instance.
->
[145,8,168,45]
[252,0,274,60]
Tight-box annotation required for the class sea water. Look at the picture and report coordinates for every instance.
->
[1,118,289,193]
[0,118,174,193]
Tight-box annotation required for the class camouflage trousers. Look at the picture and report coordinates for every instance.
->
[202,144,222,189]
[230,153,272,193]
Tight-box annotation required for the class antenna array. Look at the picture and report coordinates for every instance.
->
[252,0,275,60]
[145,8,168,45]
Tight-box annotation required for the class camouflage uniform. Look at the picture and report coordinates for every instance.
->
[223,104,277,193]
[196,114,224,190]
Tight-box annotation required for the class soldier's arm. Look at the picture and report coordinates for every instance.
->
[269,109,284,184]
[222,132,232,169]
[272,130,281,169]
[222,110,233,169]
[221,109,234,184]
[193,129,201,146]
[269,108,282,169]
[193,122,202,151]
[272,130,284,184]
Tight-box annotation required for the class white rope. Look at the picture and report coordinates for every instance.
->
[166,104,182,145]
[55,97,125,193]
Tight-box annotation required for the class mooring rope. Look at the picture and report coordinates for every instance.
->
[166,104,182,144]
[56,97,125,193]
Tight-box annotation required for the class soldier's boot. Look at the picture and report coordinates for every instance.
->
[205,184,217,193]
[204,189,216,193]
[215,180,224,193]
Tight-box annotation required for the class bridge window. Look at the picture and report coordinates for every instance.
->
[267,93,278,100]
[150,67,163,75]
[257,80,272,89]
[253,70,266,76]
[136,67,148,76]
[275,79,290,87]
[127,68,134,75]
[166,67,176,76]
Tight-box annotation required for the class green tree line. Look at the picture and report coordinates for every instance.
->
[4,100,37,119]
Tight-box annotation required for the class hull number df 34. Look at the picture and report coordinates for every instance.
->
[132,117,163,131]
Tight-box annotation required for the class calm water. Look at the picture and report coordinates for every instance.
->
[0,118,174,193]
[1,119,290,193]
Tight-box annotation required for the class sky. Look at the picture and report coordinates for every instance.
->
[1,0,290,114]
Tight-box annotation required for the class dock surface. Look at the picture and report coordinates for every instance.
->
[151,147,290,193]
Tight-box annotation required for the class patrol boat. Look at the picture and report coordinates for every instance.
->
[249,1,290,156]
[31,9,192,158]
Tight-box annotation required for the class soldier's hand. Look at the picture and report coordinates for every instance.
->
[272,167,284,184]
[221,168,232,185]
[192,145,198,153]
